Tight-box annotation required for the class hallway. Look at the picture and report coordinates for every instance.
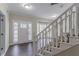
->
[5,43,33,56]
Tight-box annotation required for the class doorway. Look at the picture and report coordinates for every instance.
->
[13,20,32,45]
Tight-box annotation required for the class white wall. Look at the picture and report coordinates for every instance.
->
[9,12,50,45]
[0,3,9,55]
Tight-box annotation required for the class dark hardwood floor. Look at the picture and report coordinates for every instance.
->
[5,42,33,56]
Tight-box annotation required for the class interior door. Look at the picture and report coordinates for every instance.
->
[0,13,5,55]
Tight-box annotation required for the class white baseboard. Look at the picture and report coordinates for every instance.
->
[1,46,9,56]
[9,41,33,46]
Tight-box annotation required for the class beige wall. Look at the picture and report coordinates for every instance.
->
[0,3,9,55]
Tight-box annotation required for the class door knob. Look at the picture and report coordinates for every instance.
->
[1,48,3,51]
[1,19,3,22]
[1,33,3,36]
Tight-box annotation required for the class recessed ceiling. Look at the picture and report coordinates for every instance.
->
[8,3,73,19]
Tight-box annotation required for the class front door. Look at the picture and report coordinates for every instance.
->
[19,22,28,43]
[13,21,32,44]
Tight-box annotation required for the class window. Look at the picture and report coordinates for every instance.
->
[13,22,18,43]
[28,23,32,40]
[20,24,27,28]
[37,22,48,34]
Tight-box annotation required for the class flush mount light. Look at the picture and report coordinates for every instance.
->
[51,15,57,18]
[22,3,32,10]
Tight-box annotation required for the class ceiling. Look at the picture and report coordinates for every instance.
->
[8,3,73,20]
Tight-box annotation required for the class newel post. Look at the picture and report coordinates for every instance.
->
[33,35,38,56]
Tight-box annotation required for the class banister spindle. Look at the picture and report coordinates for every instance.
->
[65,13,67,33]
[40,33,42,48]
[37,35,39,50]
[56,21,58,38]
[75,6,78,36]
[72,10,76,36]
[53,24,56,47]
[44,32,45,47]
[44,31,46,46]
[47,29,49,44]
[60,17,64,42]
[42,32,44,48]
[65,13,69,43]
[38,36,40,50]
[45,30,47,46]
[48,28,50,44]
[51,25,54,42]
[69,9,72,37]
[43,31,45,47]
[52,23,55,47]
[49,27,50,42]
[49,26,52,42]
[55,21,58,47]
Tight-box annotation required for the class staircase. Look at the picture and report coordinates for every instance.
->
[34,4,79,56]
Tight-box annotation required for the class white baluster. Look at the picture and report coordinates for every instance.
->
[65,13,67,33]
[69,9,72,37]
[44,31,46,47]
[39,36,41,50]
[48,27,50,43]
[72,11,74,35]
[72,8,75,36]
[42,33,44,48]
[56,21,58,47]
[75,5,79,36]
[53,24,56,47]
[49,26,51,42]
[52,25,54,44]
[40,33,42,48]
[74,6,77,37]
[45,30,47,46]
[46,29,48,44]
[33,36,38,56]
[60,17,64,42]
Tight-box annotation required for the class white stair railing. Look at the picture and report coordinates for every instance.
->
[34,4,77,55]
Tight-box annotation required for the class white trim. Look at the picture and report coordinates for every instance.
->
[1,45,9,56]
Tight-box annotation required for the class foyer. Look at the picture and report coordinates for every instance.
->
[5,43,33,56]
[0,3,79,56]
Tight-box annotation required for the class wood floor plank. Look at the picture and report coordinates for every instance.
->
[5,42,33,56]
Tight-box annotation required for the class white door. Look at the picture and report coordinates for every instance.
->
[0,13,5,55]
[18,23,28,43]
[0,14,1,55]
[13,21,32,44]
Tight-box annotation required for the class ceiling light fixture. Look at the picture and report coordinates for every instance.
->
[22,3,32,10]
[52,15,57,18]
